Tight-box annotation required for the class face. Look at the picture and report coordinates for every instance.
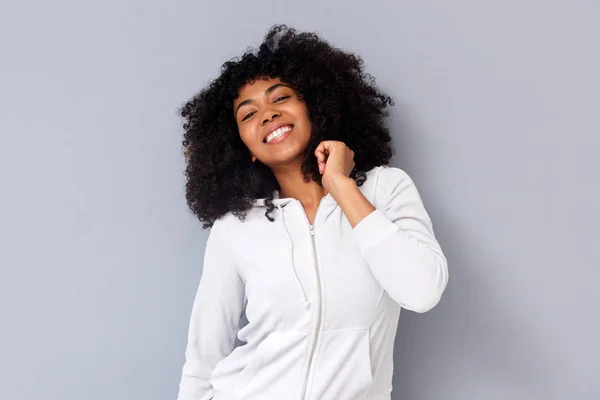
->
[233,77,312,169]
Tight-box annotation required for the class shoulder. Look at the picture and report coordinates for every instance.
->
[210,206,273,238]
[359,166,417,206]
[211,211,246,232]
[368,165,414,185]
[206,213,254,264]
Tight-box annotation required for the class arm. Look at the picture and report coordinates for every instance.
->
[177,219,245,400]
[330,168,449,313]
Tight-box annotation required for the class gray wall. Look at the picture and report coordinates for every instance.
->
[1,1,598,399]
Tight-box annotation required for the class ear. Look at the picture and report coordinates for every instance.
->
[251,155,257,163]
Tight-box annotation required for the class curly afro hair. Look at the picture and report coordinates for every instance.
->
[181,25,395,228]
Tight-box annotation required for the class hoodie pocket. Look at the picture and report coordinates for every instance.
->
[309,328,374,399]
[234,337,268,390]
[235,331,310,399]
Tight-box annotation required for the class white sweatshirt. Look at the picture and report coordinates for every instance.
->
[177,166,449,400]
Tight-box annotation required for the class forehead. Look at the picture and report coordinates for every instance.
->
[234,77,285,104]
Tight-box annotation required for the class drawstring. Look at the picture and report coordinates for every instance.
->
[277,204,310,309]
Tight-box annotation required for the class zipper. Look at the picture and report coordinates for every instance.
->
[300,223,322,400]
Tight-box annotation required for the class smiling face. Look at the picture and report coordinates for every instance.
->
[233,77,312,169]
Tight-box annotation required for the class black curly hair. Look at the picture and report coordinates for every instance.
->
[181,25,395,228]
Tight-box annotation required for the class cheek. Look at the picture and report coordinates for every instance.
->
[238,126,259,152]
[296,105,311,128]
[298,108,312,139]
[236,122,250,141]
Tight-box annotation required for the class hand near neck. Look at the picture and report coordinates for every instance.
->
[271,141,377,228]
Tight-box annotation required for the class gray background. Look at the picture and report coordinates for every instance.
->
[1,1,598,399]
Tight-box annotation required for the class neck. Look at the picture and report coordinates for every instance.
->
[272,164,327,207]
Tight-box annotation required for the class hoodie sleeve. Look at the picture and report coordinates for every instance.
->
[353,167,449,313]
[177,219,245,400]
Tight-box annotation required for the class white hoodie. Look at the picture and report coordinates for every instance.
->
[177,166,449,400]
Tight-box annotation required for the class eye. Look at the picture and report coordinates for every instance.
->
[274,95,291,103]
[241,111,256,121]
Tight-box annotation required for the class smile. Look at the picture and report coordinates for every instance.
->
[264,125,293,144]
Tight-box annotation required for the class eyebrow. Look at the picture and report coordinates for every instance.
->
[234,83,292,117]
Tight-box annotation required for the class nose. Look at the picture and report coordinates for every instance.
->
[261,110,280,125]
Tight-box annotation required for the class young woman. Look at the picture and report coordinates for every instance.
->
[177,25,448,400]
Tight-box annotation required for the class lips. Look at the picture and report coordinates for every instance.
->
[264,124,294,144]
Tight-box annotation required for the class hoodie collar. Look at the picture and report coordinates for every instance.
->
[252,192,294,208]
[253,191,338,224]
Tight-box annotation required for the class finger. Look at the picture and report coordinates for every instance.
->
[314,149,326,174]
[315,143,331,159]
[318,160,326,174]
[314,150,326,169]
[317,140,338,153]
[314,148,325,162]
[315,141,327,153]
[318,159,326,174]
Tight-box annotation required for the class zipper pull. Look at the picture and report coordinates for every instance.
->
[309,225,315,237]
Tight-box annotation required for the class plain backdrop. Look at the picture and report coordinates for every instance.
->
[1,1,598,399]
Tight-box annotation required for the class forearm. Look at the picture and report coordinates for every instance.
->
[327,176,375,228]
[329,170,448,312]
[353,214,448,312]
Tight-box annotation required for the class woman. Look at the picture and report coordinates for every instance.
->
[177,25,448,400]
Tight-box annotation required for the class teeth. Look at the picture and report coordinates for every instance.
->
[265,126,292,143]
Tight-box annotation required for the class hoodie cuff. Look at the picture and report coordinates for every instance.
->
[353,209,398,255]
